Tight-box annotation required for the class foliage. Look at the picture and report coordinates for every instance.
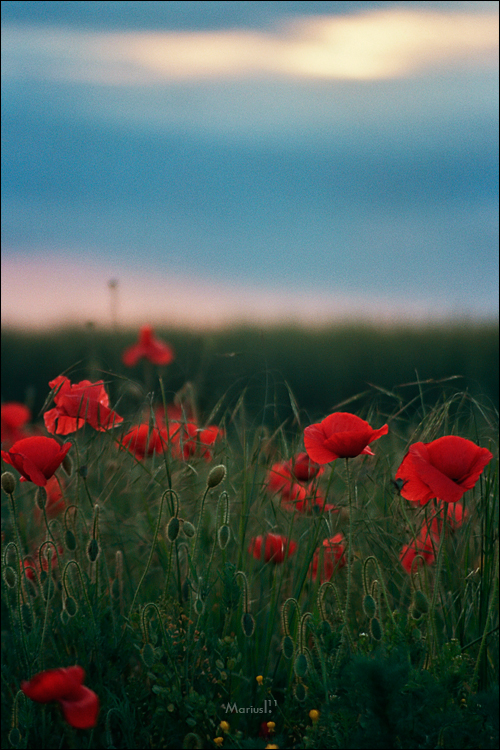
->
[1,336,498,749]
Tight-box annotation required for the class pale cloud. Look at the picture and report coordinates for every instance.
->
[0,253,474,331]
[2,7,498,86]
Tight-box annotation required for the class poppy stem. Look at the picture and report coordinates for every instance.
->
[343,458,354,650]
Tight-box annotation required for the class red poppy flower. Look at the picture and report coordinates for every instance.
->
[267,462,307,506]
[248,533,297,564]
[122,325,174,367]
[44,376,123,435]
[304,412,388,463]
[395,436,493,505]
[293,489,338,515]
[166,421,223,461]
[310,534,346,582]
[22,544,64,581]
[21,666,99,729]
[1,436,72,486]
[1,402,32,449]
[119,424,166,460]
[33,476,66,522]
[292,452,323,482]
[400,520,439,574]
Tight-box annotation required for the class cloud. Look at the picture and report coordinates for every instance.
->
[2,7,498,86]
[1,252,491,332]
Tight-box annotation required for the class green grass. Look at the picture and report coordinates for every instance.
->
[1,321,498,425]
[1,331,498,748]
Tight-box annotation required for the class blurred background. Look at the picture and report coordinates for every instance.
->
[1,1,498,421]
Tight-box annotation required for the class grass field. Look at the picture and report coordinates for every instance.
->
[1,321,498,425]
[1,322,498,749]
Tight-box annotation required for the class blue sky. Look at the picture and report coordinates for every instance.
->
[1,1,498,329]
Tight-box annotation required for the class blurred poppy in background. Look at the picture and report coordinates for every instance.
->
[122,325,174,367]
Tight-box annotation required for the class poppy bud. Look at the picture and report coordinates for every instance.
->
[166,516,180,542]
[294,652,308,679]
[294,682,307,701]
[241,612,255,637]
[282,635,295,659]
[217,524,231,549]
[207,465,226,488]
[363,594,377,619]
[64,529,77,551]
[413,590,429,614]
[87,539,100,563]
[182,520,196,538]
[370,617,383,641]
[62,454,73,476]
[1,471,16,495]
[3,566,17,588]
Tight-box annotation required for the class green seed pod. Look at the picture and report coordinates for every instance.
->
[1,471,17,495]
[241,612,255,637]
[217,524,231,549]
[182,520,196,538]
[294,681,308,702]
[294,652,308,679]
[363,594,377,619]
[141,642,155,668]
[413,590,429,614]
[3,566,17,588]
[282,634,295,659]
[65,596,78,617]
[207,465,226,488]
[64,529,76,550]
[370,617,383,641]
[194,597,205,615]
[410,607,422,620]
[166,516,180,542]
[87,538,100,562]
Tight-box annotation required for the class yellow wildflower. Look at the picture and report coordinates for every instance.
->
[256,675,264,685]
[309,709,320,723]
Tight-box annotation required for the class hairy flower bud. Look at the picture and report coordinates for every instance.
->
[1,471,16,495]
[207,464,226,488]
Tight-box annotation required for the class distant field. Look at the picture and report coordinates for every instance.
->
[1,321,498,425]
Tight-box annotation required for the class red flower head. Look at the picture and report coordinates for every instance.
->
[1,402,32,449]
[310,534,346,582]
[248,533,297,564]
[21,666,99,729]
[119,424,166,460]
[1,436,72,487]
[293,488,338,515]
[292,452,324,482]
[395,436,493,505]
[267,462,308,508]
[400,520,439,574]
[122,325,174,367]
[304,412,388,464]
[44,376,123,435]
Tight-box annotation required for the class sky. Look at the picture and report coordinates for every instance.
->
[1,1,499,330]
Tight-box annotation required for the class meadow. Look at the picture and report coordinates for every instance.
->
[1,322,498,749]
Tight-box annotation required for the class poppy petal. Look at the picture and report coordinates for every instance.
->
[59,685,100,729]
